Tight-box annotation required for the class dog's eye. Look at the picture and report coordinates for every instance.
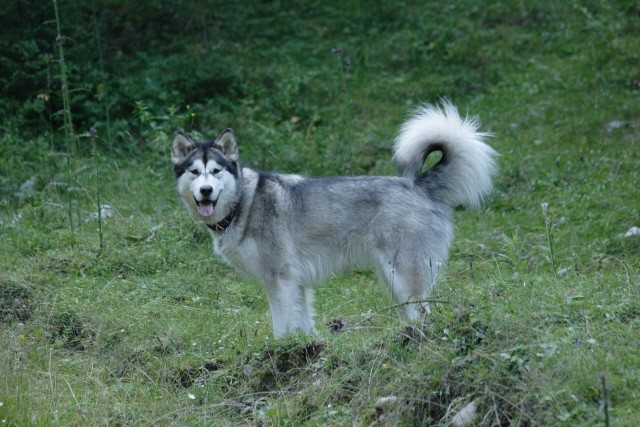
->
[212,168,222,175]
[189,169,199,175]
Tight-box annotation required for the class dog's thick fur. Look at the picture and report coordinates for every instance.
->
[172,102,497,338]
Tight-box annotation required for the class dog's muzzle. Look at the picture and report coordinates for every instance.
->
[194,186,217,217]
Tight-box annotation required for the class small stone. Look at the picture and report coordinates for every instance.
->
[375,395,398,411]
[242,365,254,377]
[18,178,36,198]
[451,400,478,427]
[606,120,624,132]
[623,226,640,238]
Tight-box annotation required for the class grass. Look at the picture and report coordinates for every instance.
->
[1,1,639,425]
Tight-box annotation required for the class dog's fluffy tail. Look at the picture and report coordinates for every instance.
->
[393,101,497,209]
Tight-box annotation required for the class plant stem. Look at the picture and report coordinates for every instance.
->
[601,375,610,427]
[92,6,112,142]
[90,128,104,252]
[333,48,354,174]
[545,216,556,274]
[53,0,77,247]
[541,205,557,275]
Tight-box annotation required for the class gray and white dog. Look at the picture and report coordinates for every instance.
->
[171,102,497,338]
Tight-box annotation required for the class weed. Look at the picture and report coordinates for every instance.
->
[332,46,355,173]
[601,375,611,427]
[52,0,78,247]
[91,5,112,142]
[89,127,104,252]
[499,228,530,276]
[540,202,558,275]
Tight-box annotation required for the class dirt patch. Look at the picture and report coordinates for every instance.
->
[0,277,32,323]
[47,311,95,351]
[249,340,324,392]
[261,340,324,372]
[172,360,226,388]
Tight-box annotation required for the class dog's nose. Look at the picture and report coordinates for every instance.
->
[200,186,213,197]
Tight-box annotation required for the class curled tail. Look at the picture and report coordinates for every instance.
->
[393,102,498,209]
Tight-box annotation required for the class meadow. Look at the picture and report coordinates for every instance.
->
[1,1,639,425]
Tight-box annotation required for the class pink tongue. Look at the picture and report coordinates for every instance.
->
[198,202,214,217]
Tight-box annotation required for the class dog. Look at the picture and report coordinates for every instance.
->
[171,102,497,338]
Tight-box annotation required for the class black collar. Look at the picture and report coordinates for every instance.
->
[205,204,239,233]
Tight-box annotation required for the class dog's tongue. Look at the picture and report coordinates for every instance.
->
[198,202,214,217]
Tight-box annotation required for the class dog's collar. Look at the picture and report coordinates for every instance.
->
[205,204,239,233]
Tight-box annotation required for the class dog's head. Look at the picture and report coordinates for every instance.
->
[171,129,241,224]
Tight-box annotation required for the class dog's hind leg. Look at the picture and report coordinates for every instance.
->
[375,254,437,320]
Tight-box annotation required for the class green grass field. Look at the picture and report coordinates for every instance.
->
[1,1,639,425]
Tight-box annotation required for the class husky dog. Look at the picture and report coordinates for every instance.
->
[172,102,497,338]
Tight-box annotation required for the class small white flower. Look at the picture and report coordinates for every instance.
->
[188,393,196,400]
[541,202,549,214]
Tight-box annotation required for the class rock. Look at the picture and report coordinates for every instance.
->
[375,396,399,425]
[606,120,625,132]
[451,400,478,427]
[375,396,398,411]
[623,226,640,238]
[18,178,36,198]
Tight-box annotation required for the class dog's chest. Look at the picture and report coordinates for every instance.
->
[212,233,262,280]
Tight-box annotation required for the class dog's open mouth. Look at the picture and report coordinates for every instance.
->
[195,198,216,217]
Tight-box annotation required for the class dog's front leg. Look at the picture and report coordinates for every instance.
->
[263,279,314,338]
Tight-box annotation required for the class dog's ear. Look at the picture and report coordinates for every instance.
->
[172,132,195,164]
[214,129,239,161]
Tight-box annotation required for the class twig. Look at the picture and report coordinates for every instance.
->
[601,375,610,427]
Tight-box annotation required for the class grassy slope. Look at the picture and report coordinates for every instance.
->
[1,1,639,425]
